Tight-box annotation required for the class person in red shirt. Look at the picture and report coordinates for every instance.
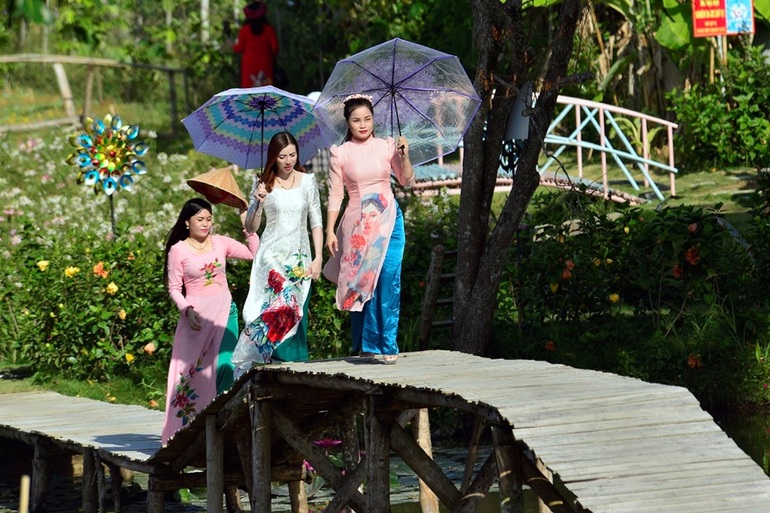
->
[232,1,279,88]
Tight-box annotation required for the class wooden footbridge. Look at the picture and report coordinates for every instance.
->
[2,350,770,513]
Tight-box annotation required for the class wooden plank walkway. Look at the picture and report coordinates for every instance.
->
[2,350,770,512]
[0,392,162,470]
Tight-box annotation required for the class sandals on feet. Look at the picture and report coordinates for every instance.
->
[359,351,375,361]
[382,354,398,365]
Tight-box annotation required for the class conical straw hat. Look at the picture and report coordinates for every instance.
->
[187,167,248,210]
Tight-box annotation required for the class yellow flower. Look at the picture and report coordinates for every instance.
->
[58,303,64,309]
[108,396,117,402]
[64,266,80,278]
[592,258,601,267]
[605,258,613,265]
[125,353,135,363]
[549,282,559,293]
[609,293,620,303]
[49,312,56,318]
[36,260,50,272]
[118,309,127,320]
[624,226,630,234]
[291,266,306,278]
[106,282,119,296]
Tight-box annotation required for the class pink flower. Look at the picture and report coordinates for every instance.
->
[313,438,342,448]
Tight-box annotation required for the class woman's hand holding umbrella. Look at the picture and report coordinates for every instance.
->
[398,135,414,183]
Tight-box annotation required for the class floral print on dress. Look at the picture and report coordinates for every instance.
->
[199,258,222,286]
[171,353,205,426]
[339,192,391,310]
[236,251,310,364]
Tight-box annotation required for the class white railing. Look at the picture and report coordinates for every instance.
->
[542,95,678,200]
[435,96,678,201]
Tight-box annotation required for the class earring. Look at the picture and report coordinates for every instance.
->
[185,223,189,229]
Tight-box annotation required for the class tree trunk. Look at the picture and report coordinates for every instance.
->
[453,0,586,355]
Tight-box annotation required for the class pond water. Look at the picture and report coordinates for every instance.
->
[715,409,770,475]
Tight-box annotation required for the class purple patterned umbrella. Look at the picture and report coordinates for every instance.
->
[312,38,481,166]
[182,86,329,170]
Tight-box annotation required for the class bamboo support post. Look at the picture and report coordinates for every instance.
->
[492,427,524,513]
[106,463,124,513]
[95,453,107,513]
[461,415,486,495]
[366,396,391,513]
[19,475,30,513]
[536,458,554,513]
[249,384,272,513]
[30,441,52,513]
[81,448,97,513]
[455,452,499,513]
[340,412,361,475]
[145,477,166,513]
[389,421,460,509]
[288,480,308,513]
[225,485,242,513]
[206,414,224,513]
[414,409,440,513]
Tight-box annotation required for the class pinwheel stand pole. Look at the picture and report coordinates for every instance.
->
[109,195,117,237]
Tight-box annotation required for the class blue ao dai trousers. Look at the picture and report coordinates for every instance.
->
[351,206,404,355]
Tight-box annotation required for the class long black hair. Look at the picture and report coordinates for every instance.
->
[163,198,212,290]
[343,96,375,142]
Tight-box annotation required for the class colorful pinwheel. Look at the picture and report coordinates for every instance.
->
[66,114,150,195]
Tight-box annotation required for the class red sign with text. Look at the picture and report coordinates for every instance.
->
[692,0,727,37]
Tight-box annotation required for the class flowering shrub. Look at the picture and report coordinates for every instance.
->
[0,130,257,380]
[2,227,175,379]
[499,190,768,408]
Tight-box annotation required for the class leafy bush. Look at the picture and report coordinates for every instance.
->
[2,226,175,380]
[496,189,770,409]
[667,45,770,172]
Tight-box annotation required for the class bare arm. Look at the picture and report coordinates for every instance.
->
[309,225,324,279]
[325,210,340,257]
[244,181,268,233]
[397,135,415,184]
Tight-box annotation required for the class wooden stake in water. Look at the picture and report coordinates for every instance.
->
[19,475,30,513]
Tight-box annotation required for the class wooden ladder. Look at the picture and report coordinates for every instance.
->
[417,245,457,350]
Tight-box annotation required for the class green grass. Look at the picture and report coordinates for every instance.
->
[0,362,166,410]
[529,151,757,232]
